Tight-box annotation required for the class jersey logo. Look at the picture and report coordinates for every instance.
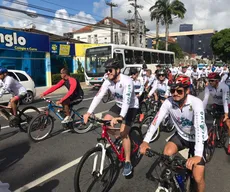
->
[189,105,193,111]
[119,84,122,88]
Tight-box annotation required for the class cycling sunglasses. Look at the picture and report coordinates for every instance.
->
[158,74,165,77]
[208,79,216,83]
[170,88,184,95]
[105,68,113,73]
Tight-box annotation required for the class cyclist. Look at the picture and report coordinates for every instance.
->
[139,63,148,85]
[191,66,199,89]
[0,68,27,121]
[140,74,208,192]
[83,59,139,176]
[130,68,144,102]
[203,72,230,153]
[147,69,170,102]
[170,64,178,77]
[40,68,84,123]
[145,69,156,90]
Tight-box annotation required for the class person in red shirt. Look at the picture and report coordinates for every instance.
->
[40,68,84,123]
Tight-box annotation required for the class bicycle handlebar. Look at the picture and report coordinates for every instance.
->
[88,116,123,126]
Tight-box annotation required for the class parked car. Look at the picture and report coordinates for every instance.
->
[0,70,36,104]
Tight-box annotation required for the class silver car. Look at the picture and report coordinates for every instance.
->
[0,70,36,104]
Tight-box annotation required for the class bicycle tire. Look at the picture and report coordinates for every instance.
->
[129,125,143,167]
[18,106,40,132]
[185,174,197,192]
[27,113,54,142]
[140,101,148,114]
[102,90,111,103]
[74,147,115,192]
[72,107,94,134]
[206,127,216,162]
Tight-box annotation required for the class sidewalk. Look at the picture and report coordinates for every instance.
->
[35,82,93,98]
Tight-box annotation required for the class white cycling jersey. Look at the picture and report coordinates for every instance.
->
[88,74,139,118]
[148,78,170,98]
[132,78,144,95]
[147,74,156,87]
[0,76,27,98]
[199,71,207,78]
[203,82,229,113]
[144,95,208,157]
[170,67,178,76]
[191,71,199,80]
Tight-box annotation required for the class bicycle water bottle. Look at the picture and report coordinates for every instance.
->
[175,174,184,190]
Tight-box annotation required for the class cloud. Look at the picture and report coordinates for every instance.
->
[92,0,230,36]
[0,0,97,35]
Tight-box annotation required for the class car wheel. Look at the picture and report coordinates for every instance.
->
[22,91,34,104]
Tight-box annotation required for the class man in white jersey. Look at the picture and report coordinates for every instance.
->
[83,59,139,176]
[191,66,199,89]
[140,74,208,192]
[130,68,144,102]
[203,72,230,153]
[0,68,27,120]
[145,69,156,90]
[170,64,178,77]
[147,69,170,102]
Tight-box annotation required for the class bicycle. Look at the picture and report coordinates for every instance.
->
[145,148,197,192]
[74,117,143,192]
[0,104,40,132]
[102,89,114,103]
[27,97,95,142]
[206,104,228,162]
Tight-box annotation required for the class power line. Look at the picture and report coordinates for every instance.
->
[3,0,99,22]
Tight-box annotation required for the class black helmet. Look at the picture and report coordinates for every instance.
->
[142,63,147,69]
[156,69,166,76]
[104,59,120,69]
[130,68,138,75]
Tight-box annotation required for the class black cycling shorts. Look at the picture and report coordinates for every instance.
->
[107,104,137,126]
[168,132,208,166]
[62,94,83,106]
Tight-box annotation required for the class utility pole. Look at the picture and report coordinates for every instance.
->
[130,0,143,47]
[106,1,118,44]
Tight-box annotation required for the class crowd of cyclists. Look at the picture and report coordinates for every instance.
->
[1,60,230,191]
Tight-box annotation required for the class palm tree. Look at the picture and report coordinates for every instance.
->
[149,7,161,49]
[150,0,186,51]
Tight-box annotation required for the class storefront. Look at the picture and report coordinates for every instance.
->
[0,27,50,87]
[50,42,75,74]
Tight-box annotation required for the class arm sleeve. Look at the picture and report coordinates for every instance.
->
[144,100,170,143]
[60,78,77,103]
[139,78,144,96]
[88,80,109,114]
[222,85,229,113]
[0,77,13,97]
[148,81,157,97]
[203,87,210,110]
[193,100,207,157]
[165,85,170,97]
[43,80,65,96]
[120,79,134,118]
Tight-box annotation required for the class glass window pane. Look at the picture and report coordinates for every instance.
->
[143,52,151,64]
[113,53,124,68]
[134,50,143,64]
[159,53,165,64]
[15,72,28,81]
[124,49,133,64]
[151,52,158,63]
[7,71,18,80]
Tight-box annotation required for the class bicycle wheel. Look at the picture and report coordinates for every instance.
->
[18,106,40,132]
[102,90,111,103]
[74,147,115,192]
[72,107,94,134]
[28,113,54,142]
[162,116,175,133]
[219,125,228,148]
[140,101,147,114]
[206,127,216,162]
[130,125,143,167]
[185,174,197,192]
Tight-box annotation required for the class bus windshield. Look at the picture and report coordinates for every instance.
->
[85,46,111,77]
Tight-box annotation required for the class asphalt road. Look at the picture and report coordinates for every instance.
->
[1,89,230,192]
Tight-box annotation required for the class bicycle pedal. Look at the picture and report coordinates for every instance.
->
[155,186,169,192]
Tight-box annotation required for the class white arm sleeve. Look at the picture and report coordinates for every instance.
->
[88,80,110,114]
[203,87,210,110]
[193,100,207,157]
[139,78,144,96]
[120,78,134,118]
[144,100,170,143]
[0,77,12,97]
[148,81,157,97]
[222,85,229,113]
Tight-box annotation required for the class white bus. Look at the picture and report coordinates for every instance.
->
[84,44,175,86]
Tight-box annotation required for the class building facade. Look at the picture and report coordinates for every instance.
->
[65,17,146,48]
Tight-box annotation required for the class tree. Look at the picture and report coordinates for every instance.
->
[158,41,184,59]
[211,28,230,62]
[150,0,186,51]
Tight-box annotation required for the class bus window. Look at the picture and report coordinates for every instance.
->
[134,50,143,64]
[143,52,151,64]
[151,52,158,63]
[124,49,133,64]
[113,53,124,68]
[165,54,170,64]
[170,54,174,64]
[159,53,165,64]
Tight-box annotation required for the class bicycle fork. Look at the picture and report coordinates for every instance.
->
[92,143,107,176]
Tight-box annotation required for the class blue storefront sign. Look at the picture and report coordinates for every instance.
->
[50,42,75,56]
[0,28,49,52]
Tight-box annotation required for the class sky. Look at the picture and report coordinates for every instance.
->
[0,0,229,36]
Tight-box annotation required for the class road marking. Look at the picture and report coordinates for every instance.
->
[14,143,110,192]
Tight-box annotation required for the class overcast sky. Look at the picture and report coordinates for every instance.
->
[0,0,228,36]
